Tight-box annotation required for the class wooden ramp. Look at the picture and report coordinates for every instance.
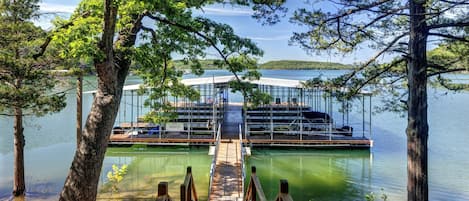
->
[209,140,243,201]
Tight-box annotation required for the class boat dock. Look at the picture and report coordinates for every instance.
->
[96,76,375,200]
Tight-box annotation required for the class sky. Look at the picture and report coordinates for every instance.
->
[35,0,385,64]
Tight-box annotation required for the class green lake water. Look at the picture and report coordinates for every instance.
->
[1,70,469,200]
[98,146,211,200]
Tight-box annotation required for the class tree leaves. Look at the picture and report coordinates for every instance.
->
[0,0,66,117]
[287,0,468,113]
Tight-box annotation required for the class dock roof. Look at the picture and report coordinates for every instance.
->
[117,75,304,92]
[86,75,371,95]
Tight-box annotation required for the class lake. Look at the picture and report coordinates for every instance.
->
[1,70,469,200]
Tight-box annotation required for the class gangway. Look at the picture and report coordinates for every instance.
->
[208,124,244,200]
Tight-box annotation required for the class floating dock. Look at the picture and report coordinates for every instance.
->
[108,76,373,149]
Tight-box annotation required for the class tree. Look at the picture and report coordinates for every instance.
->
[49,0,279,200]
[287,1,468,200]
[0,0,67,196]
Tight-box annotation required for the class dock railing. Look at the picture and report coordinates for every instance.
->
[245,166,294,201]
[208,123,221,198]
[244,166,267,201]
[180,166,198,201]
[239,124,246,197]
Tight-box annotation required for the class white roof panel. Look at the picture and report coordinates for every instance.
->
[87,76,376,95]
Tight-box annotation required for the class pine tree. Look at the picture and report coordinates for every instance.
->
[0,0,66,196]
[287,1,469,200]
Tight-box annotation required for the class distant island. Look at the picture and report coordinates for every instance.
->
[259,60,354,70]
[173,59,354,70]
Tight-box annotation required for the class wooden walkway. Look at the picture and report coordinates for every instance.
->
[209,140,243,201]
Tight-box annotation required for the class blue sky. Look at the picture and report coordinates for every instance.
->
[36,1,384,64]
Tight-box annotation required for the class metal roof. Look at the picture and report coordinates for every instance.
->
[86,75,371,95]
[117,76,305,92]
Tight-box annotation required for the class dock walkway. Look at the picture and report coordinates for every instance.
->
[209,139,243,201]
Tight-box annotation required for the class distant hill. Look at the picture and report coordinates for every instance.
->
[259,60,354,70]
[173,59,354,70]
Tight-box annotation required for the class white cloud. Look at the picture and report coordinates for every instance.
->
[39,3,77,14]
[195,6,253,16]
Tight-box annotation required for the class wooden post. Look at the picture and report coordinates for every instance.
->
[180,184,186,201]
[158,182,169,197]
[186,167,192,201]
[279,180,288,194]
[251,166,257,201]
[76,74,83,148]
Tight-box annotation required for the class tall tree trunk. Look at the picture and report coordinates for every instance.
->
[13,106,25,196]
[407,1,429,201]
[59,1,143,200]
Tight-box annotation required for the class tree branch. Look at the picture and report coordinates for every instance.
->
[324,0,394,23]
[428,32,469,43]
[33,11,91,60]
[145,14,244,83]
[141,25,157,43]
[428,21,469,29]
[350,58,406,96]
[427,68,467,77]
[342,32,408,85]
[439,0,469,5]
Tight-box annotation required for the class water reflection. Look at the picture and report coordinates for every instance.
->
[97,147,211,201]
[246,149,372,201]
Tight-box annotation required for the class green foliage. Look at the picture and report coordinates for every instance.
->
[365,189,388,201]
[286,0,469,113]
[53,0,274,123]
[106,164,128,193]
[0,0,66,116]
[427,39,469,91]
[173,59,222,70]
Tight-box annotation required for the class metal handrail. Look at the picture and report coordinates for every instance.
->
[208,123,221,198]
[239,124,245,198]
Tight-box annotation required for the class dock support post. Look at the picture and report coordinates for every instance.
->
[280,180,288,194]
[137,90,139,124]
[275,179,293,201]
[180,184,186,201]
[362,95,365,138]
[369,95,372,140]
[131,90,134,139]
[251,166,257,201]
[76,73,82,148]
[158,182,169,197]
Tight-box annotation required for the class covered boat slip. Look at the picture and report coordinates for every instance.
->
[109,76,373,148]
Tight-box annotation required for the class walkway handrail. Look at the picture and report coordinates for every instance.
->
[180,166,198,201]
[239,124,245,198]
[244,166,267,201]
[208,123,221,197]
